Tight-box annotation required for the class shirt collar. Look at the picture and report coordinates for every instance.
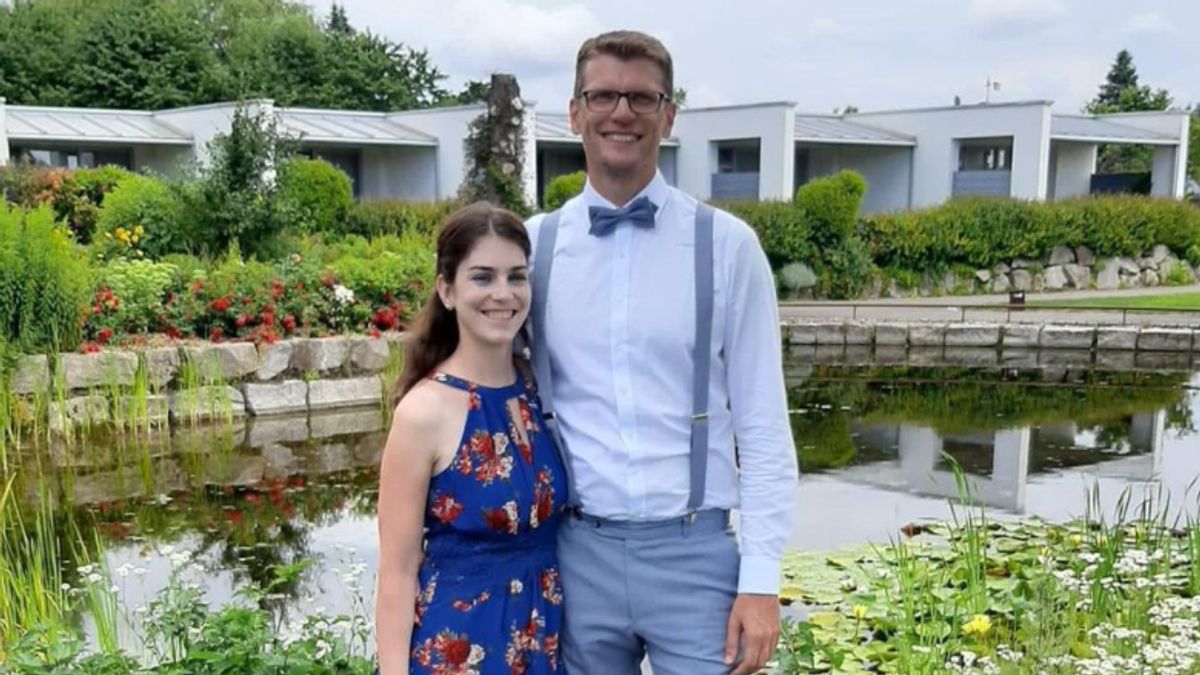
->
[581,170,669,216]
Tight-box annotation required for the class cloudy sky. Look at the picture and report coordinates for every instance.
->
[305,0,1198,115]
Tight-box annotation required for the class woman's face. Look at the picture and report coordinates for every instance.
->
[439,234,531,348]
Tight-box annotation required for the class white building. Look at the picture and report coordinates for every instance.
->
[0,96,1190,214]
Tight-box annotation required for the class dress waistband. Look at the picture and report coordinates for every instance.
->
[566,508,730,540]
[423,525,558,575]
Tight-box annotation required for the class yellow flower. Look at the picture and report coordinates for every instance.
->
[1069,534,1084,548]
[852,604,868,621]
[134,225,145,236]
[962,614,991,637]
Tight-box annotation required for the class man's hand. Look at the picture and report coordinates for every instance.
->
[724,593,780,675]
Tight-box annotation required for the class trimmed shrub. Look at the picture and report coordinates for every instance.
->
[277,158,352,234]
[90,259,177,337]
[0,203,90,351]
[0,164,132,243]
[94,174,182,259]
[344,199,462,239]
[795,170,867,247]
[543,171,586,210]
[860,195,1200,272]
[721,200,815,269]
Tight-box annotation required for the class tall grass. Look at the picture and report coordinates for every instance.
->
[0,477,70,653]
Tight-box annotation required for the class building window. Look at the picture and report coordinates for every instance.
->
[958,138,1013,171]
[716,140,761,173]
[11,145,132,170]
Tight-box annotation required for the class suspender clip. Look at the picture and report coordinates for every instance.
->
[691,412,709,423]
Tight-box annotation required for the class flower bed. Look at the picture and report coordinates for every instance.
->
[774,492,1200,673]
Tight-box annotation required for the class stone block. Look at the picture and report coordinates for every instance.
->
[144,347,180,388]
[204,455,265,487]
[844,322,872,346]
[1048,245,1075,266]
[944,323,1000,347]
[60,351,138,390]
[292,337,350,373]
[813,323,845,345]
[812,345,846,365]
[11,355,49,395]
[1040,325,1095,350]
[907,347,943,367]
[1064,264,1091,289]
[304,442,353,475]
[989,274,1011,293]
[1116,258,1141,276]
[170,386,246,422]
[1043,266,1068,291]
[350,336,392,372]
[1095,326,1139,351]
[1075,246,1095,267]
[1000,349,1039,369]
[115,394,170,425]
[308,377,382,411]
[243,380,308,416]
[262,443,300,479]
[1011,258,1036,270]
[874,323,909,346]
[1011,269,1034,292]
[181,343,258,381]
[49,395,109,432]
[872,346,908,365]
[256,341,293,381]
[1137,328,1193,352]
[1002,324,1041,348]
[1136,351,1192,371]
[786,324,817,345]
[1095,259,1121,291]
[844,346,872,366]
[908,323,946,347]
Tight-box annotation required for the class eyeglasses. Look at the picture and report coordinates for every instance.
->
[579,89,670,115]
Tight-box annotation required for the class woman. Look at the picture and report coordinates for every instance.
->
[376,202,567,675]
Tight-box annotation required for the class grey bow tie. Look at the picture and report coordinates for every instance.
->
[588,195,658,237]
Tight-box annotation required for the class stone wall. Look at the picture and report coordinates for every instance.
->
[879,245,1200,298]
[8,333,404,433]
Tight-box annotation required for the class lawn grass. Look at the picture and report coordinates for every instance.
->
[1032,291,1200,310]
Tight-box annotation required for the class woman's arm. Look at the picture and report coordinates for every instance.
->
[375,395,440,675]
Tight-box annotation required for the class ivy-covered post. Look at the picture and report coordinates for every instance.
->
[0,98,10,166]
[460,74,530,214]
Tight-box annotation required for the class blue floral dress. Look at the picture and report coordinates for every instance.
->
[409,369,568,675]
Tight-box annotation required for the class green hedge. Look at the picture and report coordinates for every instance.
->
[343,199,463,239]
[277,158,352,235]
[543,171,586,210]
[94,175,183,259]
[860,195,1200,271]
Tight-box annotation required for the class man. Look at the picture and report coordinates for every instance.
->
[527,30,797,675]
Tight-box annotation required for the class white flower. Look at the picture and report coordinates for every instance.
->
[333,284,355,306]
[86,573,103,584]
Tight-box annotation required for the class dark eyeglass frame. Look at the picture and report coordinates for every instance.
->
[579,89,671,115]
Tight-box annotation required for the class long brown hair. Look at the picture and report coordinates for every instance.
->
[392,201,531,405]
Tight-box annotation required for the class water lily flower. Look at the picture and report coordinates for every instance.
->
[852,604,868,621]
[963,614,991,637]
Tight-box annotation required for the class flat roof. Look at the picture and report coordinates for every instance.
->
[278,108,438,146]
[6,106,193,145]
[534,113,679,146]
[1050,115,1179,145]
[795,115,916,146]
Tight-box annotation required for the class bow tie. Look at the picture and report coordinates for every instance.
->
[588,195,658,237]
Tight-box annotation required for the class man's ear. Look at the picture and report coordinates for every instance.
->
[569,96,583,135]
[661,100,677,138]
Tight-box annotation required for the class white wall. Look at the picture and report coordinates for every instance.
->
[1100,111,1190,199]
[0,99,9,165]
[386,105,481,201]
[658,146,677,186]
[132,145,191,177]
[849,102,1052,207]
[801,144,912,213]
[671,102,796,200]
[1049,141,1096,200]
[360,146,438,200]
[153,100,263,167]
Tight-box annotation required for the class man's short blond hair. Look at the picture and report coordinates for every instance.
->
[573,31,674,98]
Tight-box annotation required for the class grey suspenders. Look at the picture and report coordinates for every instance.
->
[531,202,716,513]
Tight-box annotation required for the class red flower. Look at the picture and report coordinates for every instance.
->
[370,329,382,339]
[282,315,297,333]
[372,306,398,330]
[210,296,231,313]
[430,494,464,523]
[442,637,471,666]
[164,325,182,340]
[210,326,224,341]
[270,279,285,300]
[321,274,336,288]
[483,501,519,535]
[234,313,252,329]
[96,327,114,344]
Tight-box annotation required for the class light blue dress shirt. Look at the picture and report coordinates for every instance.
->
[527,172,798,595]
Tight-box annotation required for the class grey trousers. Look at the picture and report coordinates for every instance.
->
[557,509,739,675]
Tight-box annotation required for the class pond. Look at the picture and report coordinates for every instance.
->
[3,352,1198,655]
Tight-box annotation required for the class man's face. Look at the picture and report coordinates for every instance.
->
[570,54,675,185]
